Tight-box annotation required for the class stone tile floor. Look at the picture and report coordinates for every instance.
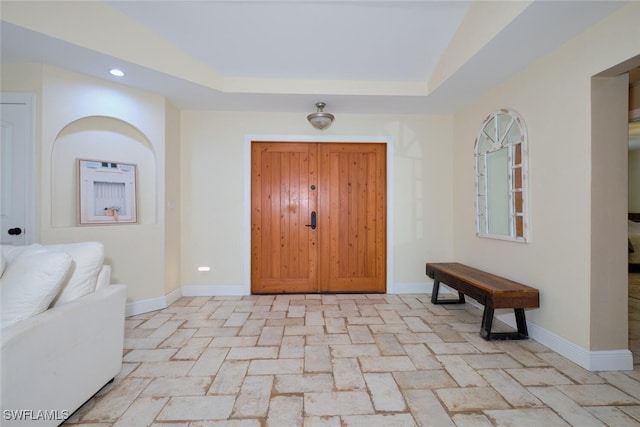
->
[64,293,640,426]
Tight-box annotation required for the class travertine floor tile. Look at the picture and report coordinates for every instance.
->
[554,383,639,405]
[304,391,375,416]
[359,355,416,372]
[330,343,380,358]
[248,357,303,375]
[451,413,494,427]
[231,375,273,418]
[528,386,608,426]
[402,343,442,370]
[226,346,279,360]
[393,369,457,390]
[172,337,212,360]
[267,395,303,427]
[374,333,406,355]
[303,416,341,427]
[364,372,406,411]
[402,389,455,427]
[484,408,571,426]
[274,373,335,393]
[208,360,249,395]
[113,396,168,427]
[586,406,640,427]
[157,396,235,421]
[436,355,487,387]
[63,293,640,426]
[189,348,228,376]
[141,376,211,396]
[77,377,151,422]
[333,357,366,390]
[130,361,195,378]
[505,367,573,386]
[478,368,542,407]
[341,413,416,427]
[461,353,521,369]
[436,386,510,412]
[598,371,640,398]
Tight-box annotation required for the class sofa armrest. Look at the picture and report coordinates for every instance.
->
[1,284,127,426]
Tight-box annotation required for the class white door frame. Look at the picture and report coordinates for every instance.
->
[1,93,36,245]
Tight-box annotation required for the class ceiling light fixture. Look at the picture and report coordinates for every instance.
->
[109,68,125,77]
[307,102,335,130]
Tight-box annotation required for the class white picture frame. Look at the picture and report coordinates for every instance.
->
[78,159,137,225]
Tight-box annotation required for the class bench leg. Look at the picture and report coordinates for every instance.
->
[480,307,529,341]
[431,280,465,305]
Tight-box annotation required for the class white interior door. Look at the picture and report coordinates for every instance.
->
[1,94,35,246]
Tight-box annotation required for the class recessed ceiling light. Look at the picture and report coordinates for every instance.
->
[109,68,125,77]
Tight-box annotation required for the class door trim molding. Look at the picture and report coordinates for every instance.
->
[1,92,36,244]
[243,134,394,295]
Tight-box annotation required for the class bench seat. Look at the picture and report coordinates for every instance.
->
[425,262,539,340]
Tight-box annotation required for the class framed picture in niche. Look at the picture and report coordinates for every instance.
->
[78,159,137,225]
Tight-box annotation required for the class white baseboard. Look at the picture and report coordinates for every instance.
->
[126,295,171,317]
[125,282,634,371]
[497,312,633,371]
[390,282,431,294]
[165,287,182,306]
[125,288,182,317]
[181,285,250,297]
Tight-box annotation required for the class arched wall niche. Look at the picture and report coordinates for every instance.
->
[50,115,157,227]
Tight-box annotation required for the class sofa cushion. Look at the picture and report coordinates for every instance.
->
[1,243,47,263]
[0,249,73,328]
[48,242,104,306]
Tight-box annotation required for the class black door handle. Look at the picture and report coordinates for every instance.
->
[305,211,317,230]
[8,227,22,236]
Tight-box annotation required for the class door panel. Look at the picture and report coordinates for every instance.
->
[251,141,386,294]
[318,143,386,292]
[0,102,30,245]
[251,142,318,293]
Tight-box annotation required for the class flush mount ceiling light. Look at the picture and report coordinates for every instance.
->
[109,68,125,77]
[307,102,335,130]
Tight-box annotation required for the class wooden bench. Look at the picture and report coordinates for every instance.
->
[425,262,539,340]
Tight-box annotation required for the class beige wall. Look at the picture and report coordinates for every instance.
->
[451,2,640,350]
[1,64,173,303]
[0,62,455,301]
[164,101,182,295]
[2,1,639,358]
[180,111,455,290]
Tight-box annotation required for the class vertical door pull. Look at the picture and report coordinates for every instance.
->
[305,211,317,230]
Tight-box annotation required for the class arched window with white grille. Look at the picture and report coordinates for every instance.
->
[475,109,529,242]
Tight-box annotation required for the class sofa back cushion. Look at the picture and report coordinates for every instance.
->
[0,249,73,328]
[48,242,104,306]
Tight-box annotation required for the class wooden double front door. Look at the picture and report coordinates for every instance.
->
[251,141,386,294]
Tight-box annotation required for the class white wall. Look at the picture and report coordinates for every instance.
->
[180,111,454,291]
[452,2,640,353]
[630,149,640,212]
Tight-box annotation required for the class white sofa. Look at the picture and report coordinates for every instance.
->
[0,243,126,426]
